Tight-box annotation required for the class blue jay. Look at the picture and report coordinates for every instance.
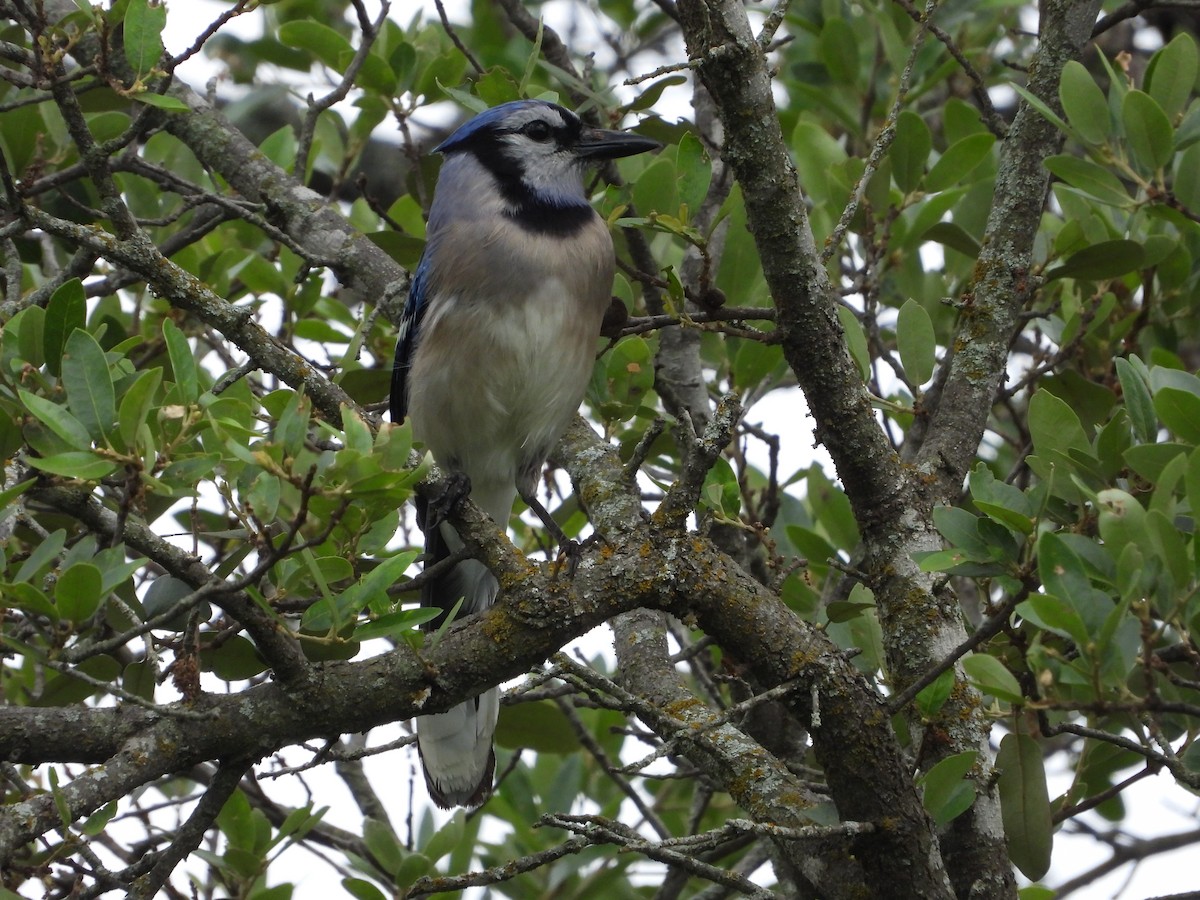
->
[390,100,657,808]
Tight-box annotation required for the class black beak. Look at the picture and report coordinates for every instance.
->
[576,127,661,160]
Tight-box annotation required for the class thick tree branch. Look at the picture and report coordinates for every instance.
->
[668,0,1030,894]
[914,0,1105,496]
[559,418,954,899]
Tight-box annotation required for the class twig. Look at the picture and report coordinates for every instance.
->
[296,1,392,181]
[434,0,484,73]
[541,813,781,899]
[127,760,252,898]
[407,837,590,896]
[888,0,1005,135]
[887,591,1024,715]
[823,0,938,265]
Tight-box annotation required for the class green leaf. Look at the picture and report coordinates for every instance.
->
[1175,142,1200,210]
[969,464,1035,534]
[217,790,256,852]
[81,801,118,837]
[302,550,419,633]
[920,750,979,826]
[1044,155,1130,207]
[702,456,741,518]
[15,529,65,583]
[1122,90,1174,172]
[48,768,72,829]
[34,655,122,706]
[819,17,859,83]
[1146,33,1199,120]
[962,653,1023,704]
[920,221,980,258]
[1038,531,1111,635]
[1059,60,1111,145]
[117,368,162,450]
[352,607,440,642]
[362,818,404,877]
[420,810,464,864]
[27,452,117,480]
[997,733,1053,881]
[19,390,92,450]
[1020,886,1056,900]
[924,133,996,192]
[55,562,103,622]
[1124,443,1188,484]
[1045,239,1145,282]
[273,389,311,456]
[259,125,298,170]
[163,319,199,404]
[395,852,432,888]
[826,597,877,622]
[793,121,851,205]
[62,330,115,442]
[278,21,354,71]
[123,0,166,77]
[731,341,784,390]
[1154,386,1200,443]
[1011,83,1078,140]
[3,582,58,620]
[932,506,990,559]
[676,131,712,215]
[891,111,931,193]
[1147,507,1190,591]
[1018,593,1089,646]
[600,335,654,419]
[836,305,870,380]
[202,634,268,680]
[0,476,33,517]
[896,298,936,386]
[915,668,955,718]
[1028,390,1089,457]
[1115,357,1156,443]
[143,574,210,629]
[495,700,579,753]
[342,879,387,900]
[347,50,397,96]
[43,279,86,378]
[627,74,686,112]
[123,660,156,700]
[131,91,189,111]
[1181,740,1200,775]
[807,463,860,551]
[632,156,678,216]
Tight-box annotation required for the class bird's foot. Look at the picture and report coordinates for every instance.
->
[520,490,586,579]
[430,471,472,527]
[552,531,607,579]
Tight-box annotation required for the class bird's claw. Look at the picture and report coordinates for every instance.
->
[551,531,605,580]
[430,471,472,526]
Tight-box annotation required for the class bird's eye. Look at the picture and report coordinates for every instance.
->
[524,121,553,142]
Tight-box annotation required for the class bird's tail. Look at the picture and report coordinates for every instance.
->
[415,495,502,808]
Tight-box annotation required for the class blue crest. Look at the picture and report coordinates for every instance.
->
[434,100,567,154]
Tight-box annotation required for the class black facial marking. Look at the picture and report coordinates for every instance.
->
[456,110,594,235]
[505,200,595,235]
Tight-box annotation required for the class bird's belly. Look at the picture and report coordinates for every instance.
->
[407,279,601,503]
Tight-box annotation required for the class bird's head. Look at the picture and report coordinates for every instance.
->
[434,100,658,225]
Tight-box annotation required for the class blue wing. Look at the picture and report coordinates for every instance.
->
[390,251,432,424]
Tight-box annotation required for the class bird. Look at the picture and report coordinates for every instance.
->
[390,99,658,808]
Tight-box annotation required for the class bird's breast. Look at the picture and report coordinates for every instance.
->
[406,213,614,501]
